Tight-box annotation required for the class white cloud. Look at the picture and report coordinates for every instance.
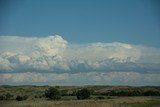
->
[0,35,67,56]
[65,42,141,62]
[0,35,69,72]
[0,72,160,86]
[0,72,68,83]
[0,35,160,85]
[0,35,160,73]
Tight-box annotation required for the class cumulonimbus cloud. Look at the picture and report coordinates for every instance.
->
[0,35,160,73]
[0,35,160,85]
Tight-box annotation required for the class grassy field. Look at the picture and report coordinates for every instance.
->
[0,97,160,107]
[0,85,160,107]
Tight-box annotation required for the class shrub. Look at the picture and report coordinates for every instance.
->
[39,95,42,98]
[143,90,160,96]
[76,88,91,100]
[16,95,28,101]
[0,95,5,100]
[61,90,68,96]
[35,95,42,99]
[5,93,14,100]
[45,87,61,100]
[96,96,105,100]
[35,95,38,98]
[107,96,111,99]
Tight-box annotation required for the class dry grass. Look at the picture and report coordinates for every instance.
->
[0,97,160,107]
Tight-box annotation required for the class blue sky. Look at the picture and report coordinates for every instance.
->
[0,0,160,85]
[0,0,160,46]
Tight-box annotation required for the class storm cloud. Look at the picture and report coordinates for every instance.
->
[0,35,160,85]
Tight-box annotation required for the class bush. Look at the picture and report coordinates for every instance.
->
[61,90,68,96]
[39,95,42,98]
[76,88,91,100]
[0,95,5,100]
[35,95,38,98]
[96,96,105,100]
[143,90,160,96]
[16,95,28,101]
[5,93,14,100]
[45,87,61,100]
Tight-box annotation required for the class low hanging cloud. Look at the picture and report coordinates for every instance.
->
[0,72,160,86]
[0,35,160,85]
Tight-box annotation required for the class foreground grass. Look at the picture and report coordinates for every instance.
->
[0,97,160,107]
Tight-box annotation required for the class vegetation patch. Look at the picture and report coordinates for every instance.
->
[45,87,61,100]
[76,88,91,100]
[16,95,28,101]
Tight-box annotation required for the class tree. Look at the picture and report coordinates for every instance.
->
[45,87,61,100]
[76,88,91,100]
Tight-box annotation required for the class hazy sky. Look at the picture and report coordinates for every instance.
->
[0,0,160,46]
[0,0,160,86]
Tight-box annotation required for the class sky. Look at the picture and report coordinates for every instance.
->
[0,0,160,86]
[0,0,160,46]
